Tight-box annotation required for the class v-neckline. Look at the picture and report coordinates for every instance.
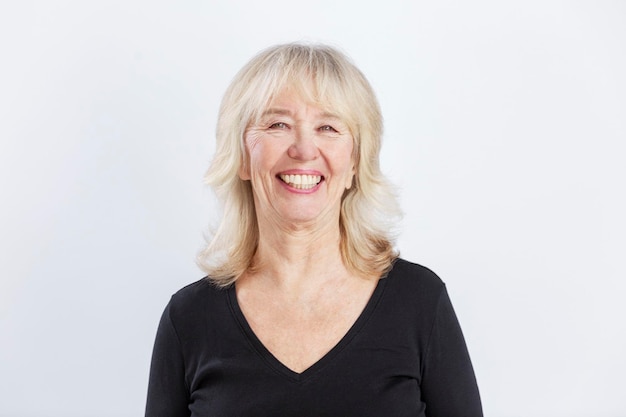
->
[226,276,388,382]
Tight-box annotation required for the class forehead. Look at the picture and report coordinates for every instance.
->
[262,92,340,119]
[259,83,346,120]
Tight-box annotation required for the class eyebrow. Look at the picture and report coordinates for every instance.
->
[261,108,292,117]
[260,108,342,120]
[320,111,342,120]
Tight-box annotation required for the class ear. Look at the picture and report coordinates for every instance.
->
[345,164,356,190]
[238,159,250,180]
[346,137,358,189]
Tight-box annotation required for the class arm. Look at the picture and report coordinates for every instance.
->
[421,287,483,417]
[145,303,190,417]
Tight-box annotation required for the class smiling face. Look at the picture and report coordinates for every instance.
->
[240,87,355,230]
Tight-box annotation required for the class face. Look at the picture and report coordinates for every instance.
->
[240,87,355,229]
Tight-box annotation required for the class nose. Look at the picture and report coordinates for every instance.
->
[287,127,320,161]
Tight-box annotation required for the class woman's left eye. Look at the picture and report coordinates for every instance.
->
[319,125,338,132]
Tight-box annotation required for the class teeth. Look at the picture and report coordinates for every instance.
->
[279,174,322,189]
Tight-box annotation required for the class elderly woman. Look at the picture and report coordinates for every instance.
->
[146,43,482,417]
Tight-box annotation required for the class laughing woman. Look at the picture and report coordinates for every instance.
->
[146,43,483,417]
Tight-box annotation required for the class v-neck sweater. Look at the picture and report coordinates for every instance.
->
[146,259,483,416]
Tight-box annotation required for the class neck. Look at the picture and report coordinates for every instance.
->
[248,213,349,294]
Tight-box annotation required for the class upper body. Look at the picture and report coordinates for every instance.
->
[146,43,482,416]
[146,259,482,417]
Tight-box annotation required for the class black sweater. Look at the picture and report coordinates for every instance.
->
[146,259,483,416]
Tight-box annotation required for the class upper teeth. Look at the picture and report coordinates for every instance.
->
[279,174,322,189]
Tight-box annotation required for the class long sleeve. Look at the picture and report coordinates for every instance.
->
[420,287,483,417]
[145,302,190,417]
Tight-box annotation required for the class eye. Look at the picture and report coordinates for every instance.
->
[319,125,338,133]
[268,122,288,129]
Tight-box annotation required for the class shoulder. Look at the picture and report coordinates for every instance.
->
[166,277,230,323]
[385,258,446,292]
[171,276,224,301]
[380,258,448,313]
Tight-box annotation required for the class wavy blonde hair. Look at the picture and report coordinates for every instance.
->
[198,43,401,287]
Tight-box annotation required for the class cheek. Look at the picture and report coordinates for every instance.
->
[245,136,284,179]
[329,146,355,188]
[339,142,355,174]
[247,142,268,170]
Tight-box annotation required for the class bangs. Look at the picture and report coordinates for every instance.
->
[243,45,360,136]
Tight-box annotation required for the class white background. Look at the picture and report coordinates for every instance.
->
[1,1,625,416]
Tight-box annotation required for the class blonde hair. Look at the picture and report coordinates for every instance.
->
[198,43,401,287]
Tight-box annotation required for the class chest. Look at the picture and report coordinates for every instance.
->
[186,311,425,417]
[235,277,379,374]
[242,296,369,373]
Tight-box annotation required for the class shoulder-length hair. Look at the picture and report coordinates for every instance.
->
[197,42,401,287]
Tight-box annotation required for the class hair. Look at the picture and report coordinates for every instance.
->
[197,42,402,287]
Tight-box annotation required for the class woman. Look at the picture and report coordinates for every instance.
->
[146,43,483,417]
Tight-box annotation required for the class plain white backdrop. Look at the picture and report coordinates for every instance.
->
[1,1,625,416]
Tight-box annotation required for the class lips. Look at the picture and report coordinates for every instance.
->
[278,173,323,190]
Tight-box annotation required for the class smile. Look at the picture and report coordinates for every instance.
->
[278,174,323,190]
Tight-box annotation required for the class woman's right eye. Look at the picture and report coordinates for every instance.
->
[269,122,287,129]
